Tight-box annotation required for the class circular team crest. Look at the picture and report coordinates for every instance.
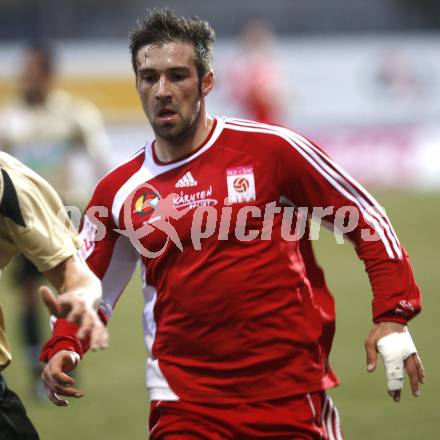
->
[233,177,249,193]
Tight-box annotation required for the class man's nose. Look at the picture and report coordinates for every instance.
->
[155,76,171,100]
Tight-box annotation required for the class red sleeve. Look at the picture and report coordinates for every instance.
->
[40,157,140,362]
[276,129,421,324]
[40,308,109,362]
[40,320,88,362]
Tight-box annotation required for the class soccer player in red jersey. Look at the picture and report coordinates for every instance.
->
[40,10,424,439]
[225,19,285,124]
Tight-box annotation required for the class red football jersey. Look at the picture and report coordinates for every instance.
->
[42,117,421,404]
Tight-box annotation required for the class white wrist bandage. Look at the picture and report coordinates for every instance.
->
[377,329,417,391]
[68,351,81,365]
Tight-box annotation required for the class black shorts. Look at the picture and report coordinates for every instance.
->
[0,374,40,439]
[12,255,41,284]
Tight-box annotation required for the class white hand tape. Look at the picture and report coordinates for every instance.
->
[377,329,417,391]
[68,351,81,365]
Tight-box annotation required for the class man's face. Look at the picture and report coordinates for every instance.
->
[19,50,52,105]
[135,41,211,142]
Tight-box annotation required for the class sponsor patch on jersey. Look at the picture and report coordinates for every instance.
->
[226,165,256,204]
[134,191,159,215]
[173,185,217,209]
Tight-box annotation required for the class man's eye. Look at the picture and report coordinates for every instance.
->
[141,75,156,82]
[171,73,186,81]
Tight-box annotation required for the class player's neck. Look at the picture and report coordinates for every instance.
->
[154,110,213,163]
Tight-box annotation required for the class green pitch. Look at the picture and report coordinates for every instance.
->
[2,191,439,439]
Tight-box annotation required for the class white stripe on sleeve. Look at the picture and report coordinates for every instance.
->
[225,119,401,260]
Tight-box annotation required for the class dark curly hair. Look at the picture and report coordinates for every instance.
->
[129,9,215,82]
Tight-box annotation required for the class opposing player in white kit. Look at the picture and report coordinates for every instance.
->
[41,10,424,439]
[0,152,108,439]
[0,41,110,398]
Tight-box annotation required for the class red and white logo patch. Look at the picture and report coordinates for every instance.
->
[226,165,256,204]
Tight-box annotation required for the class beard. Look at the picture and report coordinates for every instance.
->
[151,113,194,142]
[150,97,201,143]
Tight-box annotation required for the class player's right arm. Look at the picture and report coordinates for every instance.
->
[40,172,139,406]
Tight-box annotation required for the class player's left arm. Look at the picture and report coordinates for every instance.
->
[276,128,423,401]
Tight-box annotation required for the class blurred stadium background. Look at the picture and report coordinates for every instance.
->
[1,0,439,438]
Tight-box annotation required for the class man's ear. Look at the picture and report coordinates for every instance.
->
[201,71,214,97]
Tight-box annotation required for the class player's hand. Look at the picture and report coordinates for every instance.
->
[40,285,109,351]
[365,322,424,403]
[42,350,83,407]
